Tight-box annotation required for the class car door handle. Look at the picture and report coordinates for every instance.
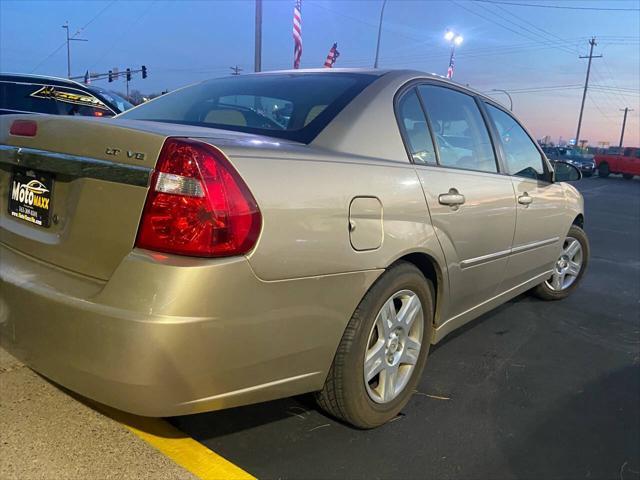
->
[518,193,533,205]
[438,190,466,206]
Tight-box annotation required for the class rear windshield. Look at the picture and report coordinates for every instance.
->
[119,73,377,143]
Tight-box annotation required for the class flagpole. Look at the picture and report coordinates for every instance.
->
[373,0,387,68]
[447,45,455,78]
[444,30,463,79]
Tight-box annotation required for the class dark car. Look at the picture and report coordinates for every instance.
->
[542,146,595,177]
[0,73,133,117]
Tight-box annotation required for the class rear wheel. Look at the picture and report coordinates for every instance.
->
[623,173,633,180]
[316,262,434,429]
[532,225,589,301]
[598,163,610,178]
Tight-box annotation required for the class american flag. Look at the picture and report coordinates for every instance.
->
[293,0,302,69]
[323,43,340,68]
[446,56,454,79]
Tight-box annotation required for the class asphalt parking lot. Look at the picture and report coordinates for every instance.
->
[1,175,639,480]
[170,175,640,479]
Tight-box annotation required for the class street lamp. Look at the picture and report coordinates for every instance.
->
[444,30,463,79]
[373,0,388,69]
[62,21,87,79]
[492,89,513,111]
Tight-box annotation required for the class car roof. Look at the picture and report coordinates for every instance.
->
[0,73,90,90]
[240,68,494,103]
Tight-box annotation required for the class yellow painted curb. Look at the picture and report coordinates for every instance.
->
[92,402,255,480]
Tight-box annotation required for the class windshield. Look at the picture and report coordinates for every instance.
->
[90,87,133,113]
[119,72,378,143]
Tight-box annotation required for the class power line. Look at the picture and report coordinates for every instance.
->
[77,0,117,32]
[490,3,580,54]
[471,0,640,11]
[452,0,576,57]
[30,0,116,73]
[30,41,68,73]
[88,0,158,70]
[478,3,578,55]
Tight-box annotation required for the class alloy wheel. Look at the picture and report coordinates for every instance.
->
[364,290,424,404]
[545,236,583,291]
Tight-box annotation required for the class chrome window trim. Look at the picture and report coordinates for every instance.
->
[0,145,151,187]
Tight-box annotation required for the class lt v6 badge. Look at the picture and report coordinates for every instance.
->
[106,148,146,161]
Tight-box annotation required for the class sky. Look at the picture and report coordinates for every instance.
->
[1,0,639,147]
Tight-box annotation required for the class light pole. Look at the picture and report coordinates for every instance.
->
[254,0,262,72]
[444,30,463,79]
[62,22,88,78]
[373,0,388,69]
[492,89,513,111]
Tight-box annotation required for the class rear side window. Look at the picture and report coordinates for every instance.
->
[120,73,378,143]
[418,85,497,173]
[0,82,57,114]
[397,89,436,165]
[485,103,546,180]
[0,82,113,116]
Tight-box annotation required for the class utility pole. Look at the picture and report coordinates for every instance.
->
[230,65,243,75]
[619,107,634,148]
[575,37,602,148]
[62,21,88,78]
[254,0,262,72]
[373,0,387,69]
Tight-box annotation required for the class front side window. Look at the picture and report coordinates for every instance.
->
[485,103,546,180]
[418,85,497,173]
[397,89,436,164]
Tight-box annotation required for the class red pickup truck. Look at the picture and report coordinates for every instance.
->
[595,147,640,179]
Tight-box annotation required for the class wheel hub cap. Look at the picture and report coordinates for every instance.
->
[386,329,405,364]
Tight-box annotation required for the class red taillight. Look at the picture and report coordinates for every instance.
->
[10,120,37,136]
[136,138,262,257]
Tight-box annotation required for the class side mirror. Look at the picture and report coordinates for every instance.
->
[553,161,582,182]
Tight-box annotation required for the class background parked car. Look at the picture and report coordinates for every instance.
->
[542,146,595,177]
[0,73,133,117]
[595,147,640,179]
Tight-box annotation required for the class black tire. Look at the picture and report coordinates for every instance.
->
[598,163,610,178]
[623,173,633,180]
[532,225,589,301]
[583,171,593,178]
[316,262,434,429]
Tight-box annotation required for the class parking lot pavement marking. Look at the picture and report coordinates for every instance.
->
[91,402,256,480]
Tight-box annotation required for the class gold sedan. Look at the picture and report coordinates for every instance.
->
[0,70,588,428]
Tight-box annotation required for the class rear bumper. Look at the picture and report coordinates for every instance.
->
[0,243,380,416]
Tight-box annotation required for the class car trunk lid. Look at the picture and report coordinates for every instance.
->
[0,115,166,280]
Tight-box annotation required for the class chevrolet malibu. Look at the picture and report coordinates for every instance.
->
[0,70,588,428]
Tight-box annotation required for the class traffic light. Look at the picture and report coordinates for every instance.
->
[141,65,147,79]
[126,68,131,81]
[108,70,113,83]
